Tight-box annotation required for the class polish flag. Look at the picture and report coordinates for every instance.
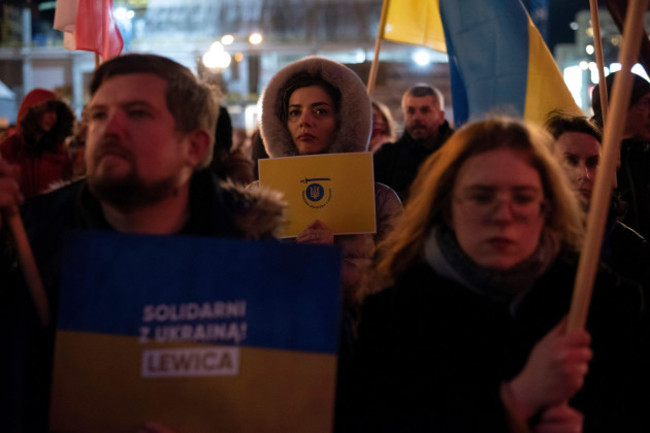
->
[54,0,124,60]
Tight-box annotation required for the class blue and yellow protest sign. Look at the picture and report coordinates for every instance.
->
[50,230,341,433]
[259,152,376,237]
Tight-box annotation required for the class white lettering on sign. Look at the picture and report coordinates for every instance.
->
[141,347,239,378]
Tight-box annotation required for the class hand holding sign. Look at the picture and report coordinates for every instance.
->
[296,219,334,245]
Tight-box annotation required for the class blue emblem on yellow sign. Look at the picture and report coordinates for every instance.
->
[301,177,332,209]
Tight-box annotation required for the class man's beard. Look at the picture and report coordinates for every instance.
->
[88,169,181,211]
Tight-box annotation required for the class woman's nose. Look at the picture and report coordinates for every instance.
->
[490,199,516,223]
[299,111,314,127]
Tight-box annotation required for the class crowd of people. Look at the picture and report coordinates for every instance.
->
[1,52,649,433]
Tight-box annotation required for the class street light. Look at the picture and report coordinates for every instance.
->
[202,41,231,69]
[412,49,431,67]
[221,34,235,45]
[249,32,263,45]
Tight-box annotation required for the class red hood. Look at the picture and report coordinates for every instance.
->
[17,89,58,124]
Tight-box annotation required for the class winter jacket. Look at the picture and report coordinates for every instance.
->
[258,56,403,306]
[352,255,648,432]
[373,121,454,202]
[618,138,650,239]
[602,217,650,292]
[0,169,286,433]
[0,89,74,198]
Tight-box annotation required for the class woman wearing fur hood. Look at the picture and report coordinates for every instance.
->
[0,89,75,198]
[258,56,403,308]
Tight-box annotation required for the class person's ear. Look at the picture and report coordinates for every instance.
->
[185,129,211,167]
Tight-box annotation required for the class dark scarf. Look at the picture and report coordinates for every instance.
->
[424,225,558,308]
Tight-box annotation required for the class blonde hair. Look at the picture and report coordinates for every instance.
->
[371,100,397,142]
[376,117,585,283]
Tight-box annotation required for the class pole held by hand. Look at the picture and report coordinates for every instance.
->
[567,0,649,332]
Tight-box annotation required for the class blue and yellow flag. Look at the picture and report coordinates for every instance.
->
[259,153,376,237]
[50,231,341,433]
[384,0,581,125]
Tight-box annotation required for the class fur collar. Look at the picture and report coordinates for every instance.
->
[259,56,371,158]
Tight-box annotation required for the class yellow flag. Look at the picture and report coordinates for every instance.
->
[259,153,376,237]
[384,0,447,53]
[524,15,582,122]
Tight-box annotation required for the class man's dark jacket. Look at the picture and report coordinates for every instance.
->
[373,120,454,202]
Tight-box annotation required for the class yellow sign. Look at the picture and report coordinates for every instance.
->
[259,153,376,237]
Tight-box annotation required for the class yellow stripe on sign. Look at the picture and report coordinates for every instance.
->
[51,331,337,433]
[259,152,376,237]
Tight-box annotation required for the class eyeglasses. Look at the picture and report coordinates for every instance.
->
[454,188,547,222]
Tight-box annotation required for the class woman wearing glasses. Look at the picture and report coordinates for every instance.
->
[352,117,646,432]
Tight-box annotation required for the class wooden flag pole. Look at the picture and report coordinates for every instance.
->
[589,0,609,124]
[367,0,391,96]
[6,208,50,326]
[567,0,649,332]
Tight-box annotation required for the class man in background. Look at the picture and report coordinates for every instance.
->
[373,84,454,202]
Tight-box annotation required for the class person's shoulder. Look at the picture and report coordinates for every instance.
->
[552,251,645,317]
[22,178,84,214]
[364,263,439,307]
[374,182,402,207]
[0,133,22,159]
[19,179,85,237]
[218,179,286,240]
[612,220,648,245]
[438,120,455,142]
[372,140,400,157]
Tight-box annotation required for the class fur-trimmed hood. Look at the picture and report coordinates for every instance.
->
[259,56,371,158]
[219,179,287,240]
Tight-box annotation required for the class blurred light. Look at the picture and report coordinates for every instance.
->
[412,49,431,67]
[585,44,594,55]
[632,63,650,80]
[588,63,600,83]
[221,34,235,45]
[210,41,225,52]
[579,61,589,70]
[234,52,244,62]
[114,7,127,19]
[38,1,57,11]
[564,65,583,108]
[114,7,133,20]
[610,62,622,72]
[202,51,231,69]
[249,33,263,45]
[586,27,593,37]
[356,50,366,63]
[569,22,579,31]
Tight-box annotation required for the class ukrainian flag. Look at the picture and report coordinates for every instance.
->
[385,0,582,125]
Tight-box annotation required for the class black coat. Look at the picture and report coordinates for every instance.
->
[618,139,650,239]
[373,121,454,202]
[350,255,647,432]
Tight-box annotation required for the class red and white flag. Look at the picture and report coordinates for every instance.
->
[54,0,124,60]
